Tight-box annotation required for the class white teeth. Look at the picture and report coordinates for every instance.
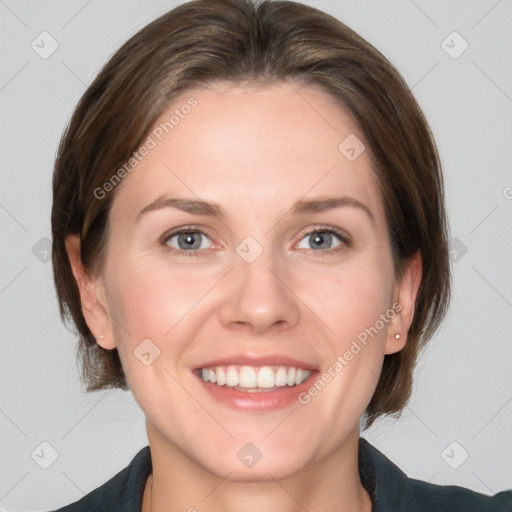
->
[199,365,311,389]
[274,367,288,387]
[287,367,296,386]
[257,366,275,388]
[216,367,226,386]
[239,366,257,387]
[226,366,239,386]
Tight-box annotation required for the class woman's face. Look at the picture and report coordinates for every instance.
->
[80,81,418,479]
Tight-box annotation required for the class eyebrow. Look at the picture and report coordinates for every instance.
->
[136,195,376,225]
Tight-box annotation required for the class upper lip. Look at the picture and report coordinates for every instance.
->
[195,353,318,371]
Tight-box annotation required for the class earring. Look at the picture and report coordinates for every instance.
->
[94,334,104,340]
[395,333,401,340]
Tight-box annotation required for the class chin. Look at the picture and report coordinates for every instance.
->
[193,434,315,482]
[205,454,311,483]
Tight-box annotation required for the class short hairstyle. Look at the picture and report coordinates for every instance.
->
[51,0,451,428]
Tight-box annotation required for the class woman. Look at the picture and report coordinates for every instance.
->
[49,0,511,510]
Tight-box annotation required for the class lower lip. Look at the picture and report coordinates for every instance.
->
[195,372,316,411]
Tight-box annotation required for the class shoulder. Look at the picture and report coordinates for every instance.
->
[405,474,512,512]
[46,446,152,512]
[359,437,512,512]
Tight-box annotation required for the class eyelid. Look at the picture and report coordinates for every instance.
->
[159,224,351,256]
[296,225,352,247]
[159,225,214,245]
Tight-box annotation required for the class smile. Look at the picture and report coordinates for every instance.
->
[199,365,312,391]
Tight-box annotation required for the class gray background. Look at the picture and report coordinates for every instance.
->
[1,0,511,510]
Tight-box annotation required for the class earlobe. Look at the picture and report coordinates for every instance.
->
[385,250,422,355]
[65,234,116,350]
[385,329,407,354]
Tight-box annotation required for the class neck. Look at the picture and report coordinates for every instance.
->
[142,424,372,512]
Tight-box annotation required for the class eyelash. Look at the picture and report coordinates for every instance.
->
[160,225,351,258]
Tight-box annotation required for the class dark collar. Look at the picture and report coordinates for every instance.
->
[125,437,402,511]
[50,437,511,511]
[358,437,408,511]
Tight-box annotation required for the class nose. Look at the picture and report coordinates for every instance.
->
[218,247,301,335]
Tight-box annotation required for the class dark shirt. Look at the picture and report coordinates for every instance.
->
[48,437,512,511]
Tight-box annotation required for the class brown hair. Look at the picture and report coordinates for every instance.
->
[51,0,451,427]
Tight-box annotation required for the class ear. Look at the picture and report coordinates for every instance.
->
[385,250,422,355]
[65,234,116,350]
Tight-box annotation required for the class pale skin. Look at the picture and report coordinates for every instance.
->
[66,81,422,512]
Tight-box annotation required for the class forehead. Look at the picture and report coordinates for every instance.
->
[110,81,385,227]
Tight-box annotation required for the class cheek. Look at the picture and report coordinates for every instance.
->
[102,257,210,382]
[299,251,395,404]
[311,254,394,343]
[295,262,394,424]
[106,251,213,335]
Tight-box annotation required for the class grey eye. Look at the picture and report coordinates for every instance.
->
[166,231,212,251]
[297,230,343,250]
